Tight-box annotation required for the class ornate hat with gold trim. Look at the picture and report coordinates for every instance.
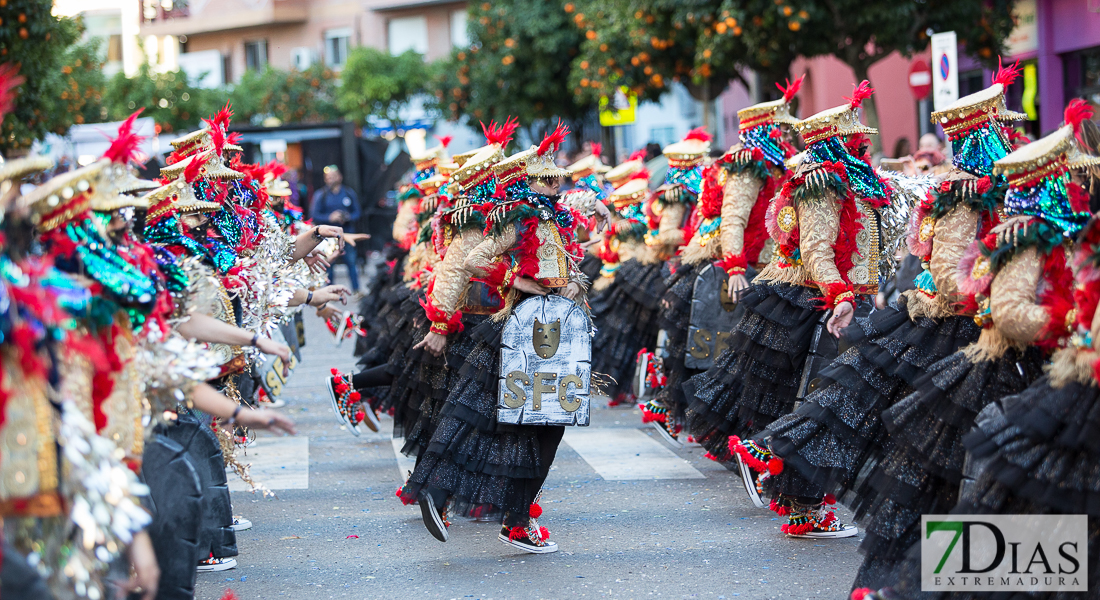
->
[526,122,571,181]
[143,176,221,224]
[22,161,106,232]
[932,60,1027,141]
[417,173,448,196]
[567,142,611,181]
[607,177,649,210]
[161,151,243,182]
[793,81,877,145]
[662,128,711,168]
[606,151,646,187]
[453,144,503,193]
[738,75,803,132]
[993,99,1097,237]
[410,135,453,174]
[493,146,537,189]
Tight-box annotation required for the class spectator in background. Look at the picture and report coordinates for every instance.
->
[645,142,662,162]
[893,137,912,159]
[918,132,944,153]
[312,165,362,292]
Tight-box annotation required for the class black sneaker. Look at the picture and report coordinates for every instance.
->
[498,525,558,554]
[419,491,449,542]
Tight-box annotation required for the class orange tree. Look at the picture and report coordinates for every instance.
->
[432,0,588,137]
[0,0,83,153]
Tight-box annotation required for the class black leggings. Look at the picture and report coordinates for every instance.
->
[352,365,393,389]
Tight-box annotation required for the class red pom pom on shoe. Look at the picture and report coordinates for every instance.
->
[508,526,527,541]
[330,368,339,375]
[727,435,741,456]
[767,457,784,475]
[529,503,543,519]
[335,383,349,395]
[349,391,362,401]
[354,410,365,423]
[538,527,550,541]
[851,588,873,600]
[823,493,837,505]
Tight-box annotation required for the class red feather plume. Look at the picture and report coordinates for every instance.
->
[265,160,287,179]
[481,116,520,147]
[210,102,234,131]
[628,149,647,162]
[204,117,227,154]
[683,127,711,143]
[227,131,243,146]
[0,63,24,121]
[103,109,147,166]
[1065,98,1094,135]
[776,74,805,104]
[435,134,453,148]
[538,120,570,156]
[629,168,651,182]
[590,142,602,159]
[992,57,1022,88]
[845,80,874,109]
[183,152,207,182]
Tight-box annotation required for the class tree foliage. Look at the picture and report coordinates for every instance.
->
[337,47,436,125]
[61,37,108,125]
[103,63,219,134]
[0,0,82,153]
[433,0,586,127]
[230,64,340,125]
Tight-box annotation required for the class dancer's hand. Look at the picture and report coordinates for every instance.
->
[316,305,341,321]
[256,337,292,376]
[728,273,749,298]
[238,407,298,435]
[513,277,549,296]
[560,282,583,301]
[312,284,352,306]
[304,250,330,273]
[122,530,159,600]
[593,201,612,233]
[827,302,855,338]
[343,233,372,247]
[315,225,345,252]
[413,331,447,356]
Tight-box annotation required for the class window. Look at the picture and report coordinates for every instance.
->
[387,16,428,55]
[325,28,351,68]
[450,10,469,48]
[244,39,268,71]
[649,126,676,149]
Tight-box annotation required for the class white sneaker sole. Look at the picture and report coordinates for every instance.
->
[735,454,767,509]
[788,524,859,539]
[497,533,559,554]
[419,493,448,543]
[650,420,683,448]
[326,376,360,437]
[196,558,237,572]
[231,518,252,531]
[360,404,381,433]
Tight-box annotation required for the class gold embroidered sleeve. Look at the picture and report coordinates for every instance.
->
[429,227,484,319]
[392,199,418,242]
[464,223,517,277]
[656,202,687,246]
[798,191,844,288]
[929,205,979,305]
[989,247,1047,344]
[719,172,763,260]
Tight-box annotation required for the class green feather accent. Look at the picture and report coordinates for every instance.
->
[724,157,770,182]
[984,217,1065,273]
[790,168,848,205]
[486,202,539,237]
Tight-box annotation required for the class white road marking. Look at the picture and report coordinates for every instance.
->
[228,436,309,491]
[563,428,705,480]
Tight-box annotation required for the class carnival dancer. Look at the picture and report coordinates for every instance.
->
[567,143,612,282]
[860,102,1100,600]
[847,100,1092,590]
[586,152,650,296]
[684,83,891,537]
[590,130,705,407]
[328,119,518,445]
[397,123,607,553]
[647,81,801,447]
[730,64,1026,536]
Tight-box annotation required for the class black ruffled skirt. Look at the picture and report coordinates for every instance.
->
[354,247,408,358]
[851,343,1045,589]
[761,301,982,500]
[578,252,602,283]
[397,317,565,525]
[590,258,667,401]
[885,374,1100,599]
[649,261,705,424]
[684,281,821,460]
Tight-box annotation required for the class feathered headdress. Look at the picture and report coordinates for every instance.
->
[103,109,147,166]
[845,81,874,110]
[210,102,234,132]
[590,142,602,160]
[628,149,647,162]
[776,74,805,104]
[435,135,453,148]
[1065,98,1094,146]
[184,152,207,183]
[481,116,520,148]
[538,121,570,156]
[683,127,712,143]
[992,58,1021,88]
[203,116,227,155]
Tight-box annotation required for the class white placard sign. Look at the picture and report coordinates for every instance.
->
[931,31,959,112]
[498,295,592,426]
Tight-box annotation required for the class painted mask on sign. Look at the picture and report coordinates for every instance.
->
[533,318,561,358]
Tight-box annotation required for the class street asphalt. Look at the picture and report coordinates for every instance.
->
[196,308,864,600]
